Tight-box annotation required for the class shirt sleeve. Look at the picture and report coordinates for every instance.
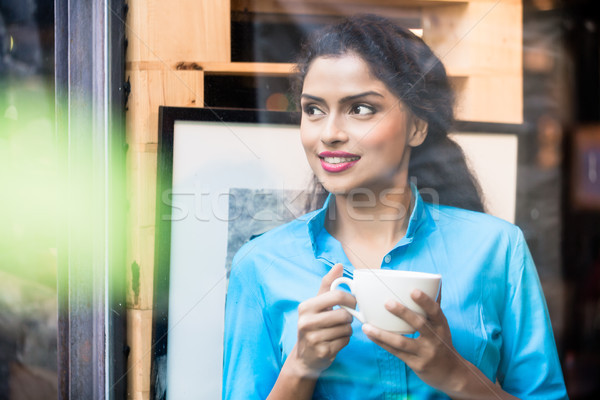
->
[496,228,569,399]
[222,252,282,400]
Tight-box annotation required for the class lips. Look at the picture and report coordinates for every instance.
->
[318,151,361,173]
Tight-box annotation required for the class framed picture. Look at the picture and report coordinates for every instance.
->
[151,107,522,399]
[152,107,315,399]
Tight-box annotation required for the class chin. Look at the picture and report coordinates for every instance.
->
[321,177,406,198]
[316,180,345,195]
[319,180,363,196]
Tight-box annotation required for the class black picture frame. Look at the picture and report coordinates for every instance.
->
[151,107,301,399]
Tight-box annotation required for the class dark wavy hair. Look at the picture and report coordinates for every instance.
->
[294,14,485,213]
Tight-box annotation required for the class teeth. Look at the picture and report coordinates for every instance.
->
[323,156,360,164]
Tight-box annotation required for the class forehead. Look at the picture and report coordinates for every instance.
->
[302,54,390,95]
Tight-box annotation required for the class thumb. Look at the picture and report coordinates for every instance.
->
[318,263,344,295]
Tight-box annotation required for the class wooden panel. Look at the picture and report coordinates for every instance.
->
[455,74,523,123]
[125,224,157,311]
[423,0,522,123]
[202,62,295,75]
[127,150,158,230]
[125,61,469,79]
[423,3,470,72]
[124,1,231,398]
[126,309,153,400]
[467,2,522,74]
[124,68,203,397]
[232,0,422,19]
[126,61,297,76]
[231,0,521,16]
[231,0,473,17]
[126,0,230,63]
[124,68,205,400]
[125,148,157,309]
[126,69,204,145]
[423,1,522,74]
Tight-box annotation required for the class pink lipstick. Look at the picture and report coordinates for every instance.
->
[318,151,361,173]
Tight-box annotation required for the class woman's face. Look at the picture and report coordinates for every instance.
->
[300,53,427,195]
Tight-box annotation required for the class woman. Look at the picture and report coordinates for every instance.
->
[223,15,568,399]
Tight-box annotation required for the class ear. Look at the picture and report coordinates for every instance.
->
[408,116,428,147]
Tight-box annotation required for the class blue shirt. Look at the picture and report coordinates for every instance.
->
[223,187,568,399]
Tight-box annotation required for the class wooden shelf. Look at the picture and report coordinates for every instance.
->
[232,0,470,16]
[202,62,296,76]
[126,60,472,80]
[126,61,296,76]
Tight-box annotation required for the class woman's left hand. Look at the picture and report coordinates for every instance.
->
[361,288,470,395]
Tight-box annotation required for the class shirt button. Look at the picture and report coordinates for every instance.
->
[384,254,392,263]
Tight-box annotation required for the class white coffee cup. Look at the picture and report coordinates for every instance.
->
[330,269,442,334]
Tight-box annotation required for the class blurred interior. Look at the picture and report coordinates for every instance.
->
[0,0,599,399]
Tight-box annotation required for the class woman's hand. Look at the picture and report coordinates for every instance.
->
[362,289,520,399]
[360,289,479,396]
[290,263,356,378]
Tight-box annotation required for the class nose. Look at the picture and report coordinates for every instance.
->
[320,114,348,145]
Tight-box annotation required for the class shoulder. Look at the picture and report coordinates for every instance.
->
[432,203,521,235]
[425,202,525,255]
[230,209,317,279]
[239,208,317,253]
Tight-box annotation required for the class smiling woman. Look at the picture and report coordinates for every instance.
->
[222,14,568,400]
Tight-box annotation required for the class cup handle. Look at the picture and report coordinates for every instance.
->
[330,277,365,323]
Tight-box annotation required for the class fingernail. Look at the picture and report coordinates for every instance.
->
[411,289,422,298]
[385,300,396,308]
[362,324,373,334]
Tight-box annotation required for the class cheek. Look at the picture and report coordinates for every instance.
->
[300,125,317,152]
[359,121,406,150]
[299,132,309,155]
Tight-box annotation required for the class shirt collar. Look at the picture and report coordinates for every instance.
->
[307,183,434,259]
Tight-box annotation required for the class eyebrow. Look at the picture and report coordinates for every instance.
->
[300,91,384,104]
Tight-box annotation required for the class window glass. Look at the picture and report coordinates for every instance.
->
[0,0,57,397]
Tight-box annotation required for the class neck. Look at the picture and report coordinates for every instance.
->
[326,183,414,250]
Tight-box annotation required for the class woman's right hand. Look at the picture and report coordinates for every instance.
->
[291,263,357,377]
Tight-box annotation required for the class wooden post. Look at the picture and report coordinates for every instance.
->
[124,1,229,398]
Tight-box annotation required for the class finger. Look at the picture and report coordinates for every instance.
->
[384,300,431,334]
[298,308,353,331]
[362,324,419,356]
[304,324,353,344]
[410,290,445,325]
[327,336,352,356]
[299,290,357,314]
[317,263,345,295]
[436,281,442,305]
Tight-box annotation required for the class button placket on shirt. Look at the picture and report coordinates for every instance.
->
[385,247,415,398]
[376,251,409,399]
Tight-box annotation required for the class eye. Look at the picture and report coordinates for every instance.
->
[349,104,375,115]
[303,104,325,116]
